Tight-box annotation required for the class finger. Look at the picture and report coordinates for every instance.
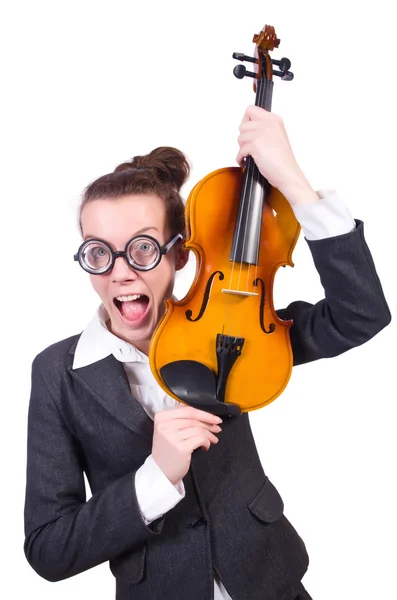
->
[167,418,222,432]
[182,432,219,453]
[236,146,249,167]
[185,436,212,452]
[239,120,264,134]
[241,105,268,123]
[177,426,221,442]
[156,405,222,424]
[238,131,259,145]
[175,406,223,424]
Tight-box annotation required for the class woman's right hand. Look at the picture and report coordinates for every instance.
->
[152,405,223,485]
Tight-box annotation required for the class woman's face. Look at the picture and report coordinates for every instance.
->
[80,194,188,353]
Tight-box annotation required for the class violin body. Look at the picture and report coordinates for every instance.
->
[149,165,300,414]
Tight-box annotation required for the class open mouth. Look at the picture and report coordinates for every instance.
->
[113,294,150,324]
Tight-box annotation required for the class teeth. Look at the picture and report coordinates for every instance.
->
[116,294,141,302]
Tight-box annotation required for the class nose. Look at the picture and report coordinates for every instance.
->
[111,254,139,283]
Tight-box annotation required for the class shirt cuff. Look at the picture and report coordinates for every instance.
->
[291,189,356,241]
[135,454,185,525]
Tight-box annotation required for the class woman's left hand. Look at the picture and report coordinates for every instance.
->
[236,105,319,206]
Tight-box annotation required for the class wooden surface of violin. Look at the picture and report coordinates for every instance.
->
[149,24,300,416]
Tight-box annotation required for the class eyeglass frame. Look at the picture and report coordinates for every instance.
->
[74,232,183,275]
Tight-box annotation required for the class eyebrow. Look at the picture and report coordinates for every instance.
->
[83,226,160,241]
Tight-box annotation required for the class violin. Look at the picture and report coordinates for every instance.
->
[149,24,300,417]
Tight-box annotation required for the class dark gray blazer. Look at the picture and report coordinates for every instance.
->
[24,220,391,600]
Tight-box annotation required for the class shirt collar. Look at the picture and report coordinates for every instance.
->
[72,304,148,369]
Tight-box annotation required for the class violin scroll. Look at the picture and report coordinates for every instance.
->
[233,24,294,87]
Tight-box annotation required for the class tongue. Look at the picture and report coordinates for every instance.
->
[120,298,148,322]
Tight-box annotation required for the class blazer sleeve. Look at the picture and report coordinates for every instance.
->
[23,358,165,583]
[276,220,391,366]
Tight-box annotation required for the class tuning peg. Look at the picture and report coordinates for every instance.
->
[233,65,256,79]
[272,57,291,71]
[273,69,294,81]
[232,52,258,64]
[282,71,294,81]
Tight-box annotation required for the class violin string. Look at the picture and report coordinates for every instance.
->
[223,154,252,338]
[238,156,256,338]
[223,75,264,338]
[221,142,250,335]
[234,77,267,339]
[232,155,254,338]
[229,146,257,341]
[223,137,255,339]
[252,77,267,299]
[224,77,268,341]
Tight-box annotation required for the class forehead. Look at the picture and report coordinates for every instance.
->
[81,194,168,242]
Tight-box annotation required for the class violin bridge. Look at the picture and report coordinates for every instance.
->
[221,289,259,297]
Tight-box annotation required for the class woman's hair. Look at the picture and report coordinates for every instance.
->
[79,146,191,237]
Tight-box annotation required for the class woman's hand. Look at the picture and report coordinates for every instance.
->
[236,105,319,207]
[152,405,222,485]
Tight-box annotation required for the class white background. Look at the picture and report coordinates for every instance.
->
[1,1,396,598]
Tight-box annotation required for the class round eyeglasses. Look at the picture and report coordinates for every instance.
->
[74,233,183,274]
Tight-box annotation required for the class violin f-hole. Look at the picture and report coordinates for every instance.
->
[185,270,224,322]
[253,277,276,334]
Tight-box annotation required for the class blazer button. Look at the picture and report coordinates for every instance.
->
[188,517,208,529]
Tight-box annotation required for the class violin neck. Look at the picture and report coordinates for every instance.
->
[230,78,273,266]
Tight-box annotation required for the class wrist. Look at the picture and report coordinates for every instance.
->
[278,172,319,207]
[152,454,179,487]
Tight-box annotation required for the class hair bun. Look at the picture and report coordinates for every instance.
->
[114,146,190,192]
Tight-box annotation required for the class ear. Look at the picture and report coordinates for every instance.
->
[175,246,190,271]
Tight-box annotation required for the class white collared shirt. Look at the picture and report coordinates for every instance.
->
[72,189,356,599]
[73,302,186,513]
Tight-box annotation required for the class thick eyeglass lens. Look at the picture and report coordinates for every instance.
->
[81,242,112,272]
[127,237,159,267]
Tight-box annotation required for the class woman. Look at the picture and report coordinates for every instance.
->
[24,106,391,600]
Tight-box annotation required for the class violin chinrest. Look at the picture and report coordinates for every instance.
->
[160,360,241,417]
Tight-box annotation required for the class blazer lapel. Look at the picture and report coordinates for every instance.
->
[67,338,154,442]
